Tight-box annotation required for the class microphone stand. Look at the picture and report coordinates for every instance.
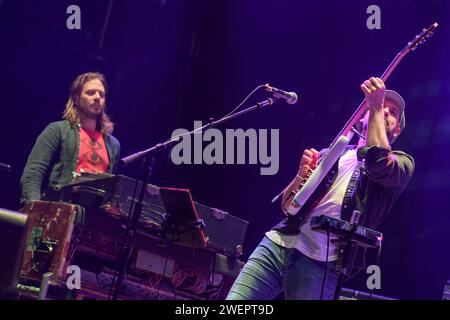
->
[111,96,278,300]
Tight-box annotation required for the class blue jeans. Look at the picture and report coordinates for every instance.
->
[226,236,339,300]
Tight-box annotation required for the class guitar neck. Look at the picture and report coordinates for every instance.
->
[331,21,438,146]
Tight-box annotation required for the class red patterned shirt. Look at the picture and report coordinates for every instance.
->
[76,127,109,174]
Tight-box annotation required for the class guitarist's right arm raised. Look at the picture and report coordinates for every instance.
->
[361,77,393,150]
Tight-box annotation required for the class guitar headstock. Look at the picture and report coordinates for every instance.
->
[407,22,438,51]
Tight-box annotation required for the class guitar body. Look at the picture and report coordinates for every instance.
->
[286,135,350,216]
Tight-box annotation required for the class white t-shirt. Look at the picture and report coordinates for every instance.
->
[266,148,358,262]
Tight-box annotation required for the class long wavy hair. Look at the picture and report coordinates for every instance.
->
[62,72,114,135]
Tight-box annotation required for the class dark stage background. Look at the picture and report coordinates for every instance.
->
[1,0,449,299]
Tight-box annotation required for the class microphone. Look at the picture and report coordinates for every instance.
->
[263,84,298,104]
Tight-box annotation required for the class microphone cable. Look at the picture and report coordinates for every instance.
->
[163,85,267,147]
[221,84,267,118]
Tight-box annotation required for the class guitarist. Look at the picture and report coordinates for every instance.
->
[227,77,415,300]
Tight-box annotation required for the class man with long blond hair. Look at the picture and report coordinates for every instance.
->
[20,72,121,205]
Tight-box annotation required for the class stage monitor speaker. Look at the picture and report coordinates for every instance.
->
[0,208,29,294]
